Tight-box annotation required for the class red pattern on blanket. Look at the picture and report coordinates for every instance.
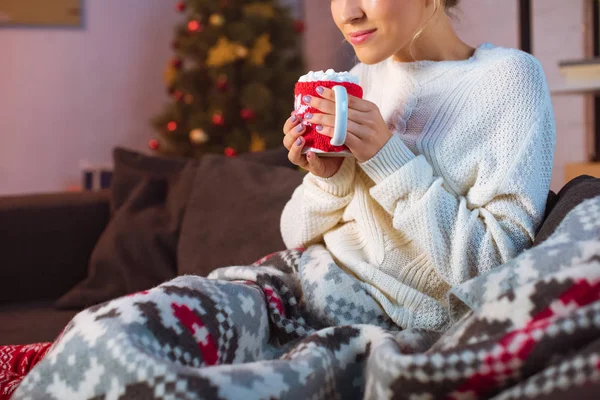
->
[0,342,52,400]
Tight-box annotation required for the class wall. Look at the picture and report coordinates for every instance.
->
[452,0,587,192]
[0,0,590,195]
[304,0,355,72]
[532,0,588,192]
[452,0,520,49]
[0,0,180,195]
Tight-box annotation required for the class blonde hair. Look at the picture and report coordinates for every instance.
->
[408,0,460,60]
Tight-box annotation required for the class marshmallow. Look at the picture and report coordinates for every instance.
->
[298,69,359,84]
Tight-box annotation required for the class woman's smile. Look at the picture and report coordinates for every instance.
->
[348,28,377,45]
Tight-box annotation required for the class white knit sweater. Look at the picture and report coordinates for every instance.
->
[280,43,556,331]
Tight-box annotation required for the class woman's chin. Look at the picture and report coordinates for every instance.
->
[353,48,389,65]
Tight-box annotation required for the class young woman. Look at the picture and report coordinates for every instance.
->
[281,0,555,330]
[8,1,556,398]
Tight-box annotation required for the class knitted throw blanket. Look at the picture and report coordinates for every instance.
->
[12,198,600,399]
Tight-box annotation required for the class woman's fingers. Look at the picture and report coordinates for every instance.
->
[303,112,334,128]
[312,119,367,140]
[285,125,309,167]
[313,86,372,112]
[305,151,326,176]
[283,123,306,150]
[282,113,301,134]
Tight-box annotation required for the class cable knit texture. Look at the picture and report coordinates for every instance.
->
[280,43,556,331]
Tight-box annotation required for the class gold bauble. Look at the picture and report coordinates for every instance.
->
[189,128,209,145]
[209,13,225,26]
[250,132,266,152]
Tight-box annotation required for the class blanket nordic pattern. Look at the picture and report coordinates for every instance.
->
[0,343,51,400]
[12,198,600,399]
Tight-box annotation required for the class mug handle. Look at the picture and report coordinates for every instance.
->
[331,85,348,146]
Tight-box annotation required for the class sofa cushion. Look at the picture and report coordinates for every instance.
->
[177,154,303,277]
[0,302,78,345]
[55,147,298,310]
[55,148,198,310]
[534,175,600,246]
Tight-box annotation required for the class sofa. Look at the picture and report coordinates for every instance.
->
[1,145,599,347]
[0,147,305,346]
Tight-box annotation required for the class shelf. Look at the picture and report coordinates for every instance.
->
[553,58,600,95]
[565,162,600,182]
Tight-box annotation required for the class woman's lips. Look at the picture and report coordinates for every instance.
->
[348,29,377,45]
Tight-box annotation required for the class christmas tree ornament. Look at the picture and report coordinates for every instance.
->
[249,33,273,66]
[209,13,225,26]
[174,91,185,102]
[164,62,177,86]
[167,121,178,131]
[206,37,247,67]
[236,46,249,58]
[189,128,209,145]
[171,57,183,70]
[176,2,186,12]
[293,20,305,33]
[212,112,225,126]
[224,147,237,157]
[187,20,203,33]
[243,3,275,19]
[148,139,160,150]
[250,132,266,152]
[216,74,228,90]
[240,108,256,121]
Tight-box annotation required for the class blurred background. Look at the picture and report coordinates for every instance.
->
[0,0,596,195]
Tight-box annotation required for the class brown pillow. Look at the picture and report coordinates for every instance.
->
[177,154,303,276]
[55,148,198,309]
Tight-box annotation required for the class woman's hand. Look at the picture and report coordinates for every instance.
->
[282,113,344,178]
[301,87,393,163]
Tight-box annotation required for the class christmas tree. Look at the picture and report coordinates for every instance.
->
[149,0,305,158]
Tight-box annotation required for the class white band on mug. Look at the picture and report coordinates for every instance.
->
[331,85,348,146]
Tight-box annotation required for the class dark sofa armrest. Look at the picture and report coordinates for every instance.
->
[0,190,110,305]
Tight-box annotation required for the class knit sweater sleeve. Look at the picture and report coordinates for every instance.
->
[280,157,356,249]
[359,53,556,286]
[280,63,366,249]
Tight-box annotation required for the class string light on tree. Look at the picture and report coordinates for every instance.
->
[216,74,228,91]
[212,112,225,126]
[224,147,237,157]
[167,121,178,132]
[171,57,183,70]
[174,91,185,102]
[176,1,186,12]
[240,108,256,121]
[293,20,305,33]
[188,20,203,33]
[148,139,160,150]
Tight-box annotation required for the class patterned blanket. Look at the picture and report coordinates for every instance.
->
[12,197,600,399]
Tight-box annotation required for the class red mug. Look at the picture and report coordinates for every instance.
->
[294,79,363,157]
